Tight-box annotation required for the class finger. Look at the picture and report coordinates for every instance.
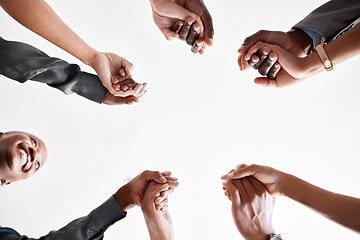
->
[221,168,237,180]
[267,62,281,80]
[199,42,206,54]
[222,181,240,205]
[258,51,278,76]
[141,170,167,184]
[160,28,179,41]
[254,77,279,87]
[245,42,270,61]
[171,20,184,34]
[160,204,168,213]
[239,177,256,197]
[132,83,144,96]
[238,30,269,57]
[165,179,179,189]
[252,47,270,70]
[102,92,139,106]
[119,68,126,77]
[179,17,194,41]
[232,179,247,201]
[201,12,214,46]
[247,54,259,69]
[186,22,201,46]
[161,171,172,177]
[122,58,134,76]
[163,176,178,182]
[191,39,204,53]
[134,83,147,98]
[236,164,248,169]
[248,176,266,193]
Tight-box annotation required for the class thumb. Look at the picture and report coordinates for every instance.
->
[159,28,178,40]
[254,77,279,87]
[227,165,258,180]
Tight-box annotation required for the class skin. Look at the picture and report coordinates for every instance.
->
[114,171,179,212]
[141,181,175,240]
[222,164,360,234]
[0,131,47,186]
[239,24,360,87]
[238,29,313,81]
[0,0,147,98]
[223,176,276,240]
[151,0,214,54]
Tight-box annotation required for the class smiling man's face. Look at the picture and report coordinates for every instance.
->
[0,132,47,186]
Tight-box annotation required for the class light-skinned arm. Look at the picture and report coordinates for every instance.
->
[223,164,360,233]
[0,0,146,97]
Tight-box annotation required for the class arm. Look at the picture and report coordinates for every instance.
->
[223,164,360,233]
[0,0,144,97]
[0,171,177,240]
[0,38,143,105]
[0,196,126,240]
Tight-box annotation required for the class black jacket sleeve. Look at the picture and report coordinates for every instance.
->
[0,196,126,240]
[293,0,360,43]
[0,37,107,104]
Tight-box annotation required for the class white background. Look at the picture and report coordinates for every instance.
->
[1,0,360,239]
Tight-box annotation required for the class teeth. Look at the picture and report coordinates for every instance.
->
[19,148,28,166]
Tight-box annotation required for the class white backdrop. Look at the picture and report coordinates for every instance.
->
[1,0,360,239]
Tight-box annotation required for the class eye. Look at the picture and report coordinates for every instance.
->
[31,138,37,148]
[35,161,40,170]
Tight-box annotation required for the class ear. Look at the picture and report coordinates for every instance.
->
[1,179,11,186]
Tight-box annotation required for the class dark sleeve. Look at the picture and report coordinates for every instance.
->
[0,196,126,240]
[0,37,107,104]
[293,0,360,43]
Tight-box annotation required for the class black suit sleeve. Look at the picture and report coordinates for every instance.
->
[0,37,107,104]
[0,196,126,240]
[293,0,360,43]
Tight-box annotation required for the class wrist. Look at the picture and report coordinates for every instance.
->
[82,48,101,66]
[114,184,134,212]
[287,29,313,57]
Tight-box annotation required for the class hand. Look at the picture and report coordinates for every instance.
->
[223,177,276,240]
[141,181,175,240]
[222,164,288,196]
[150,0,214,53]
[87,51,142,97]
[114,170,178,212]
[103,74,147,105]
[238,29,313,79]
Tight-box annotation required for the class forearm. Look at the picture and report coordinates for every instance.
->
[0,0,97,65]
[302,23,360,76]
[281,174,360,233]
[0,197,126,240]
[0,37,107,103]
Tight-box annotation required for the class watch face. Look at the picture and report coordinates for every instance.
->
[269,234,283,240]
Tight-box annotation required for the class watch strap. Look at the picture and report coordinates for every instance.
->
[313,43,333,71]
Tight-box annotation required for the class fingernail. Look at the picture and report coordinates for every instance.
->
[160,176,166,182]
[209,37,213,46]
[228,173,234,177]
[194,26,200,33]
[238,44,245,53]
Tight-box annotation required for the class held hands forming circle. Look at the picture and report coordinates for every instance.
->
[1,0,360,239]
